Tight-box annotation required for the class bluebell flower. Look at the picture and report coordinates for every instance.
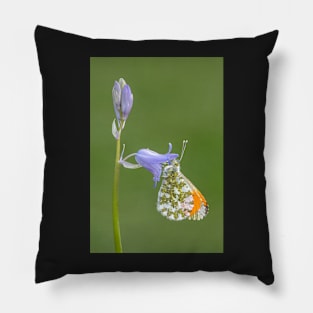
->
[112,78,133,140]
[119,143,179,187]
[112,78,133,125]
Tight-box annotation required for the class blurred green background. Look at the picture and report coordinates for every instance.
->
[90,57,223,253]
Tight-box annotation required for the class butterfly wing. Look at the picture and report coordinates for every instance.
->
[157,172,194,221]
[181,173,209,221]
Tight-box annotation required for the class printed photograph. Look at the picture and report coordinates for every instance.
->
[90,57,223,253]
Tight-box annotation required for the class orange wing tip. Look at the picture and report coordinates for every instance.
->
[189,190,209,221]
[188,203,209,221]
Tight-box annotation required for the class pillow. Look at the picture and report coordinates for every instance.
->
[35,25,278,285]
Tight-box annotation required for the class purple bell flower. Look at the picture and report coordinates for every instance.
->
[112,78,133,125]
[119,143,179,187]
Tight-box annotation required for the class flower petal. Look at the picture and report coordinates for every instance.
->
[112,81,121,121]
[135,148,178,165]
[135,156,163,186]
[121,84,133,120]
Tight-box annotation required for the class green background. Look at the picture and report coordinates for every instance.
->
[90,57,223,253]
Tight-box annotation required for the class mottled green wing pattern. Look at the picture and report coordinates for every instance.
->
[157,171,194,221]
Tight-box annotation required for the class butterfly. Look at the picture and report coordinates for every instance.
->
[157,140,209,221]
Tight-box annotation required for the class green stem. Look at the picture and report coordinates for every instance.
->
[112,136,123,253]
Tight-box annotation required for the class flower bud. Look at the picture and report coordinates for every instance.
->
[112,78,133,125]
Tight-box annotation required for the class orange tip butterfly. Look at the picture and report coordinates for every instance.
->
[157,140,209,221]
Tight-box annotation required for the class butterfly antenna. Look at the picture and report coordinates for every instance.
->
[179,140,188,162]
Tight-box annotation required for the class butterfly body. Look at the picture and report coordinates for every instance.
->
[157,160,209,221]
